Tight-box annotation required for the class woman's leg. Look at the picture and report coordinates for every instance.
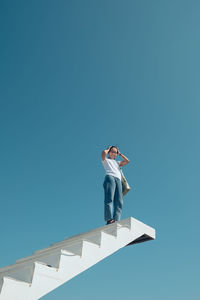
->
[113,178,123,221]
[103,175,116,221]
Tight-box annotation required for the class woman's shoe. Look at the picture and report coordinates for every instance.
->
[106,219,115,225]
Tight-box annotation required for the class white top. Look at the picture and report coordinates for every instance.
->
[102,158,121,180]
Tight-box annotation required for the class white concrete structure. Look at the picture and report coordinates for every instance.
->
[0,217,155,300]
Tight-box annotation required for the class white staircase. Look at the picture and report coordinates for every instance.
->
[0,217,155,300]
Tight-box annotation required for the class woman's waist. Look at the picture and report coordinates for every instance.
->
[104,173,121,181]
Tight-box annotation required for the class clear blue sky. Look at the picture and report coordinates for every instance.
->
[1,1,200,299]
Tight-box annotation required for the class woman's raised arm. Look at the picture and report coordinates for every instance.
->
[102,146,111,161]
[119,152,130,167]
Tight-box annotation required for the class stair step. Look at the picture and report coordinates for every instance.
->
[0,276,32,300]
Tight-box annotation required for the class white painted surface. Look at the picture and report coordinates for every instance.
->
[0,217,155,300]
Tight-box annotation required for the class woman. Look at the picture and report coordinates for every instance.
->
[102,146,130,225]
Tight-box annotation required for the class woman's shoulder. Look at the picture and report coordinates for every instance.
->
[102,157,108,163]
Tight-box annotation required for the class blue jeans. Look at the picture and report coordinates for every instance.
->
[103,175,123,221]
